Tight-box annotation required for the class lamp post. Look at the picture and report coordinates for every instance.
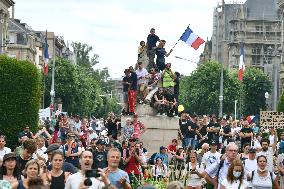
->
[265,92,269,110]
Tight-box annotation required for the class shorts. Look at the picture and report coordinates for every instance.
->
[123,92,128,102]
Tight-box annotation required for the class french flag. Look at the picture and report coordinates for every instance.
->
[238,43,245,81]
[180,27,205,50]
[43,32,49,76]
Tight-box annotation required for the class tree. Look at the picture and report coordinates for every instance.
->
[242,67,272,115]
[179,61,272,117]
[71,42,99,69]
[179,61,240,115]
[0,55,41,148]
[277,92,284,112]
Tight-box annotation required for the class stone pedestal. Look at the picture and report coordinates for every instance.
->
[121,104,179,155]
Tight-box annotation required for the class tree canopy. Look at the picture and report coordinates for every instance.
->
[179,61,272,117]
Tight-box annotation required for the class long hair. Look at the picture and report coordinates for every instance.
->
[0,155,21,180]
[226,160,244,184]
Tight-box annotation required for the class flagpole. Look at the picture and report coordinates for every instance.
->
[171,24,191,50]
[50,35,56,114]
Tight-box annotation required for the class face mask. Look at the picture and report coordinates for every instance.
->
[258,168,267,173]
[233,171,241,178]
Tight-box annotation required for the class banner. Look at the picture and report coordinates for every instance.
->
[260,111,284,129]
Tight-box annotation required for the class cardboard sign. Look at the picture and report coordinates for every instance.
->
[260,111,284,129]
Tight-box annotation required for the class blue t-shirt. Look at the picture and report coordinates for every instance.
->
[108,169,130,189]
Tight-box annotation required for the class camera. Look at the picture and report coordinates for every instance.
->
[84,169,100,186]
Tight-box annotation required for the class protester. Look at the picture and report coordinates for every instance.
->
[162,63,176,94]
[122,69,131,115]
[136,62,148,104]
[202,140,221,168]
[155,40,173,72]
[248,155,279,189]
[183,151,204,189]
[128,66,138,115]
[220,160,249,189]
[92,139,108,169]
[137,41,149,69]
[146,28,160,70]
[152,157,168,181]
[0,153,21,189]
[17,160,41,189]
[63,133,82,168]
[0,135,11,159]
[65,150,111,189]
[43,150,70,189]
[256,138,275,172]
[16,139,37,173]
[132,114,146,140]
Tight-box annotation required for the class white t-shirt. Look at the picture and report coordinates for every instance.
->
[221,179,249,189]
[32,146,48,161]
[136,68,148,85]
[244,159,257,173]
[0,147,11,159]
[202,151,221,168]
[256,148,274,172]
[65,172,105,189]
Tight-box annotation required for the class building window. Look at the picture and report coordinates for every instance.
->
[256,25,263,32]
[263,56,272,64]
[252,55,261,66]
[252,45,261,55]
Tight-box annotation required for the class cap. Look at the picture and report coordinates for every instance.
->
[210,140,217,145]
[248,148,256,153]
[44,144,60,154]
[96,139,105,145]
[160,146,167,151]
[3,153,16,162]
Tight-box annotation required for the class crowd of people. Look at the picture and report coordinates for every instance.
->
[122,28,180,118]
[1,27,283,189]
[1,112,284,189]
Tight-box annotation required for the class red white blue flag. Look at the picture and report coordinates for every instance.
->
[238,43,245,81]
[43,31,49,76]
[180,27,205,50]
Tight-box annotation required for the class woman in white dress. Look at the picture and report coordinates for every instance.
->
[183,152,204,189]
[249,155,279,189]
[151,157,168,181]
[221,159,249,189]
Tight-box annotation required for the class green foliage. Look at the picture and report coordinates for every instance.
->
[0,55,41,148]
[44,42,120,117]
[71,42,99,69]
[180,61,240,115]
[277,91,284,112]
[179,61,272,117]
[242,67,271,115]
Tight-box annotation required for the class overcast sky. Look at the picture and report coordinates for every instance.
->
[13,0,245,78]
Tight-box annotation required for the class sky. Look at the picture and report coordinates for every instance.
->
[13,0,243,78]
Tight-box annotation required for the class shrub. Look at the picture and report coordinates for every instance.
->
[0,56,41,149]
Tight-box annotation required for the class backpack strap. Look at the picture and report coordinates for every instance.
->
[270,171,274,186]
[217,160,225,180]
[251,170,254,181]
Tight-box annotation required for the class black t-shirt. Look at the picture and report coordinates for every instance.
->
[92,150,108,169]
[130,72,138,91]
[188,121,197,138]
[165,93,175,103]
[147,34,160,49]
[240,127,253,144]
[198,125,207,139]
[17,156,32,173]
[156,47,166,62]
[122,76,131,92]
[179,119,190,137]
[222,125,232,141]
[207,122,220,141]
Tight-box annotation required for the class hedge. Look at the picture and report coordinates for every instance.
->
[0,55,41,149]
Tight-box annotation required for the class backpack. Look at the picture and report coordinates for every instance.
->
[149,153,158,165]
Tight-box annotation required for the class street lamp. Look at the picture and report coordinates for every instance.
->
[265,92,269,110]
